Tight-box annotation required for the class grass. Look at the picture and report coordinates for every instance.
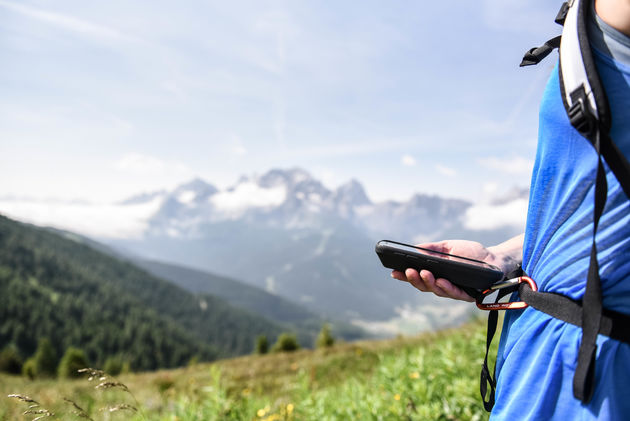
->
[2,317,496,421]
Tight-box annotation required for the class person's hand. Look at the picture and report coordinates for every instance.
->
[391,237,522,302]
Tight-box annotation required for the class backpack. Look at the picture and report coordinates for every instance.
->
[479,0,630,411]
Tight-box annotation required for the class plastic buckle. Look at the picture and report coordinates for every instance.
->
[476,276,538,311]
[568,97,596,137]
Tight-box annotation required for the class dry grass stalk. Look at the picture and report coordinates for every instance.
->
[78,368,107,382]
[63,397,94,420]
[8,394,54,420]
[31,415,53,421]
[8,368,145,420]
[7,394,39,405]
[22,409,52,415]
[80,367,146,420]
[100,404,138,413]
[95,381,130,393]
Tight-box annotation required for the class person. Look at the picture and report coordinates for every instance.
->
[392,0,630,419]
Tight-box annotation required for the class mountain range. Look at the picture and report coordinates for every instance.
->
[106,168,526,334]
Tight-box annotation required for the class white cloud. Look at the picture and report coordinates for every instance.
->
[435,164,457,177]
[0,0,142,44]
[464,198,528,231]
[0,198,161,239]
[482,182,499,197]
[401,154,416,166]
[210,182,286,213]
[478,156,534,175]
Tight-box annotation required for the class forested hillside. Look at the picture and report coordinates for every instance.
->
[0,214,286,371]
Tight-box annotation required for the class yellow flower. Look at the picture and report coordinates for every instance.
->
[286,403,294,414]
[257,405,270,417]
[409,372,420,379]
[394,394,401,401]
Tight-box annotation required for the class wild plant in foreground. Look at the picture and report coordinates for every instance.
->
[78,367,144,418]
[8,367,146,420]
[7,394,54,421]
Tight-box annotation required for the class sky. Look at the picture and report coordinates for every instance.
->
[0,0,563,208]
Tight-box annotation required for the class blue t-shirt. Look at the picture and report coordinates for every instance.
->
[490,15,630,421]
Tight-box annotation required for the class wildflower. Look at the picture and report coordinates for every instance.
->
[290,363,299,371]
[394,394,401,401]
[409,372,420,379]
[257,405,270,417]
[241,388,251,397]
[286,403,294,415]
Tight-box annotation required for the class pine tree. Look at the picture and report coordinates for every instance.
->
[271,333,300,353]
[316,323,335,348]
[33,338,57,378]
[58,347,89,378]
[0,344,23,374]
[255,335,269,354]
[22,358,36,379]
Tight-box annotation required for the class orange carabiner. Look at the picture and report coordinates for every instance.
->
[476,276,538,311]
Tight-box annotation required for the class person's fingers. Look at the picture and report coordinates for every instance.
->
[420,270,463,298]
[415,241,449,254]
[435,278,475,302]
[393,267,475,302]
[391,270,406,281]
[405,268,429,292]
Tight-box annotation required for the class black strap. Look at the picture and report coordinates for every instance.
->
[480,265,523,412]
[555,2,570,26]
[574,129,607,402]
[519,285,630,344]
[520,36,561,67]
[481,309,499,411]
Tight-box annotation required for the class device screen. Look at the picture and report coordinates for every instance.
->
[380,241,499,270]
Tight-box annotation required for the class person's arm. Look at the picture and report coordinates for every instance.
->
[596,0,630,36]
[391,233,524,302]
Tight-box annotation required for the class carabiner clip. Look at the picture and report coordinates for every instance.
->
[476,276,537,311]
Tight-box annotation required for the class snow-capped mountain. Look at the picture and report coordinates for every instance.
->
[127,168,486,240]
[106,168,526,334]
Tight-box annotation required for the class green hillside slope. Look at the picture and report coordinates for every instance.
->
[0,214,285,371]
[2,318,493,420]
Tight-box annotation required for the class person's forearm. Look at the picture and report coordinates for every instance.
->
[596,0,630,36]
[487,233,524,274]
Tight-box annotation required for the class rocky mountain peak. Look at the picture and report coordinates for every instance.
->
[334,179,372,207]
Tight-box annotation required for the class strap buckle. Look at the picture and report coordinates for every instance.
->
[568,86,597,137]
[476,276,538,310]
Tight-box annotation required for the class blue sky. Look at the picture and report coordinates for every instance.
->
[0,0,562,204]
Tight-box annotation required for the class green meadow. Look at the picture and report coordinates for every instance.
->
[2,318,495,421]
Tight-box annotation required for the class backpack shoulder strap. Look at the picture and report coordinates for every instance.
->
[558,0,611,132]
[521,0,630,198]
[558,0,630,198]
